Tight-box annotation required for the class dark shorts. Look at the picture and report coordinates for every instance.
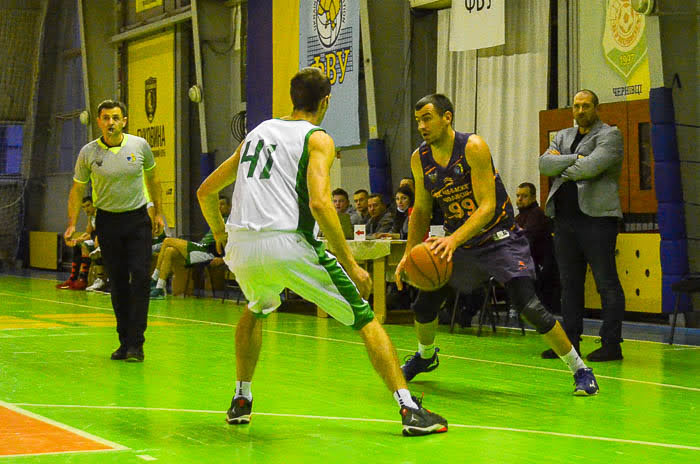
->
[447,228,535,293]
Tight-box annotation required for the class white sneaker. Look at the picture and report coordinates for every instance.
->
[86,278,106,292]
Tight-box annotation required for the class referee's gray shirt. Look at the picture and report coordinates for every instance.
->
[73,134,156,212]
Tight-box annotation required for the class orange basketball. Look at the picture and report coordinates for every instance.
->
[403,242,453,291]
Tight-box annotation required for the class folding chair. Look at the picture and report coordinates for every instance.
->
[221,269,244,304]
[669,273,700,345]
[450,276,525,336]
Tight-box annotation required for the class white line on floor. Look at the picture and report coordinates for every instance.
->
[1,291,698,392]
[9,402,700,452]
[0,400,128,452]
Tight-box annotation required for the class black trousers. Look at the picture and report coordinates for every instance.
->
[96,206,152,349]
[554,214,625,345]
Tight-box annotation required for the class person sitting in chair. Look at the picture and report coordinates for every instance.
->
[149,196,231,299]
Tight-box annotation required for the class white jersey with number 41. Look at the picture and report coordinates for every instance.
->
[227,118,325,238]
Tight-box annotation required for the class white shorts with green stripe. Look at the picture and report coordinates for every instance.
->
[224,229,374,330]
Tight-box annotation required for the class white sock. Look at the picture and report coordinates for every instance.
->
[560,346,587,373]
[151,269,159,281]
[235,381,252,401]
[418,343,435,359]
[393,389,418,409]
[156,278,166,290]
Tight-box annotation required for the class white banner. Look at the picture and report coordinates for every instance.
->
[450,0,505,51]
[299,0,360,147]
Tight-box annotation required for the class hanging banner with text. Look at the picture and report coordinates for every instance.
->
[450,0,505,51]
[579,0,650,102]
[299,0,360,147]
[127,29,176,226]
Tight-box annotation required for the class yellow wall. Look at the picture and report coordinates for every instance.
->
[272,0,300,118]
[585,233,661,313]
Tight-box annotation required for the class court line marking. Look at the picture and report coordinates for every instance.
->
[10,403,700,452]
[0,400,129,453]
[1,291,699,392]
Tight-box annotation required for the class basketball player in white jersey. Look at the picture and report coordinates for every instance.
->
[197,68,447,436]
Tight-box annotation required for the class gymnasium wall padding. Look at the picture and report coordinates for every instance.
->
[649,86,690,313]
[367,138,391,200]
[246,0,273,131]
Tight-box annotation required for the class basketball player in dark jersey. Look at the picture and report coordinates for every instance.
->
[394,94,599,396]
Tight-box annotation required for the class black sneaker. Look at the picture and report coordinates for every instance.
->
[125,347,144,362]
[110,346,127,360]
[226,396,252,424]
[587,342,622,362]
[400,396,448,436]
[401,348,440,382]
[541,348,558,359]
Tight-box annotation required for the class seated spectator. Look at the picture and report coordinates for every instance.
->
[149,196,231,299]
[366,193,394,238]
[377,185,414,240]
[57,196,96,290]
[332,188,356,216]
[515,182,560,313]
[350,189,370,225]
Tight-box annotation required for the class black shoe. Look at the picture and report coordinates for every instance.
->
[400,396,448,436]
[125,347,144,362]
[226,396,252,424]
[541,348,558,359]
[400,348,440,382]
[110,346,127,360]
[587,343,622,362]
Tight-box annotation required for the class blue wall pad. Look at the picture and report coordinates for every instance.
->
[649,87,675,124]
[200,152,215,184]
[653,161,683,202]
[657,202,687,240]
[660,239,689,275]
[662,274,693,313]
[650,124,679,162]
[367,139,387,168]
[369,166,391,199]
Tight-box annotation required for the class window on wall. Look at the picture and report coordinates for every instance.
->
[0,124,23,175]
[53,5,86,174]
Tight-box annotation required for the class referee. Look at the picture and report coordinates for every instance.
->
[64,100,163,362]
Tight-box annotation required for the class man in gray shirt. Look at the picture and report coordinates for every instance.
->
[366,194,394,238]
[539,89,625,362]
[65,99,163,362]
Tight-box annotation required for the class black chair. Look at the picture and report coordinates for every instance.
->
[221,269,245,304]
[669,273,700,345]
[185,261,217,298]
[450,277,525,336]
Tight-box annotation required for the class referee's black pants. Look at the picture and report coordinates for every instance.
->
[96,206,152,350]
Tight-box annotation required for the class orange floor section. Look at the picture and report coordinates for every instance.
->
[0,406,113,456]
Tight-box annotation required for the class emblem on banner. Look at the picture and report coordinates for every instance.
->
[602,0,647,79]
[314,0,345,48]
[145,77,157,123]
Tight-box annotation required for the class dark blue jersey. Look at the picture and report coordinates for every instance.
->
[419,131,515,248]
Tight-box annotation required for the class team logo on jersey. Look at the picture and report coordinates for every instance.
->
[453,162,464,177]
[145,77,157,123]
[427,171,438,183]
[314,0,345,48]
[126,153,137,163]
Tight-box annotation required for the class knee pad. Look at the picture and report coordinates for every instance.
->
[521,297,556,334]
[411,286,450,324]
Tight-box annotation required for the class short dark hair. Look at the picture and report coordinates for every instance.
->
[81,196,93,204]
[575,89,599,106]
[354,189,369,197]
[97,99,127,117]
[415,93,454,119]
[332,188,349,200]
[518,182,536,196]
[290,67,331,113]
[218,195,231,204]
[368,193,385,204]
